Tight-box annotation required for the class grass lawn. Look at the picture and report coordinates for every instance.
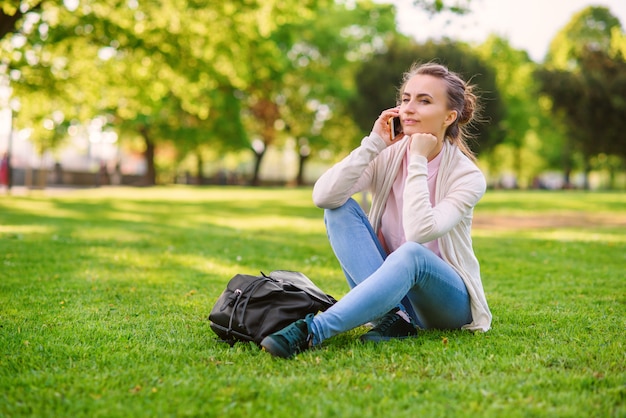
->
[1,186,624,417]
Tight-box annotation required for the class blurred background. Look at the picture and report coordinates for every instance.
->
[0,0,625,190]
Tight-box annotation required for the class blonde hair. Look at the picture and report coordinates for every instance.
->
[398,62,479,161]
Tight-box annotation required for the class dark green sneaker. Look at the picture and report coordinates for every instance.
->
[360,309,418,343]
[261,314,314,358]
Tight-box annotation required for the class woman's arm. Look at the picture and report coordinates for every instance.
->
[402,154,485,243]
[312,133,386,209]
[313,107,401,209]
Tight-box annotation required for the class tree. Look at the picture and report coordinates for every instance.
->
[235,1,402,185]
[66,0,308,185]
[1,0,105,187]
[475,35,567,188]
[537,49,626,185]
[537,6,626,188]
[2,0,326,185]
[546,6,622,71]
[264,1,400,185]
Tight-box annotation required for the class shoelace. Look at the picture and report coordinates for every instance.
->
[281,322,309,351]
[373,313,402,333]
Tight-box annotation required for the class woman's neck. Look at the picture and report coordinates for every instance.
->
[427,141,444,162]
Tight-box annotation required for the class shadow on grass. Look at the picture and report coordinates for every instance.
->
[0,189,346,334]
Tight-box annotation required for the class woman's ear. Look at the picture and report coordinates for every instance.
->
[444,110,458,127]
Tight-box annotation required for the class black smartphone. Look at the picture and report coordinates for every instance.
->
[389,116,402,141]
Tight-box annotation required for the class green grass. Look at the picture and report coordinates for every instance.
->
[1,187,624,417]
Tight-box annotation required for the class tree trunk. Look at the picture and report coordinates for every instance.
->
[251,149,265,186]
[582,157,591,190]
[248,97,278,186]
[196,151,204,185]
[140,126,156,186]
[296,153,309,186]
[513,144,522,189]
[37,167,47,189]
[562,141,573,189]
[25,166,33,189]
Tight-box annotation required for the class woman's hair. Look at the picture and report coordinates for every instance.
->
[398,62,479,161]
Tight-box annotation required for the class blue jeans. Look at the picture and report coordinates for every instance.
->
[309,198,472,344]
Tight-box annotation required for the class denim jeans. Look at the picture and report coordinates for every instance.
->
[309,198,472,345]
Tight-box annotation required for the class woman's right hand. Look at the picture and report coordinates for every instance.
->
[372,107,401,146]
[409,133,439,159]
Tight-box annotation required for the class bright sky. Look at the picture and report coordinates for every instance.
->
[392,0,626,62]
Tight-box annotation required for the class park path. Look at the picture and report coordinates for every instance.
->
[473,213,626,229]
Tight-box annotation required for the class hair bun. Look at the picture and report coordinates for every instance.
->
[459,85,477,125]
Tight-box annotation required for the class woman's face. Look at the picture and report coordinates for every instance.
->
[399,74,457,139]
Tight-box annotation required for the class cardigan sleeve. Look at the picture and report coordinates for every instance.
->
[402,149,486,244]
[312,133,387,209]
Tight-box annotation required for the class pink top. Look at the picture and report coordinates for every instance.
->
[378,146,443,256]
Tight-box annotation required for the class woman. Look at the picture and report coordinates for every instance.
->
[261,62,491,358]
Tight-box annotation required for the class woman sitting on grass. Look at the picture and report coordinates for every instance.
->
[261,62,492,358]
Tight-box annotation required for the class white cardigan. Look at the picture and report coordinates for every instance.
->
[313,133,492,331]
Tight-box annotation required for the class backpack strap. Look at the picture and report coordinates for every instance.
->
[236,276,273,329]
[267,270,337,307]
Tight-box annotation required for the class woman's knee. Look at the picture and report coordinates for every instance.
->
[393,241,429,258]
[386,241,438,272]
[323,198,362,226]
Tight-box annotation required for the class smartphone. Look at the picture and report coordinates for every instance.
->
[389,116,402,141]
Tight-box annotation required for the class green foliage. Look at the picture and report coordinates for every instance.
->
[240,0,400,184]
[410,0,472,15]
[0,187,624,417]
[277,0,398,148]
[2,1,340,182]
[536,6,626,187]
[546,6,622,70]
[536,48,626,164]
[475,36,567,186]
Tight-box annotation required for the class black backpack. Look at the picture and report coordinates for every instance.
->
[208,270,337,345]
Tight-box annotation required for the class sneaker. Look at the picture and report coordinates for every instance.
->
[260,314,314,358]
[360,309,418,343]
